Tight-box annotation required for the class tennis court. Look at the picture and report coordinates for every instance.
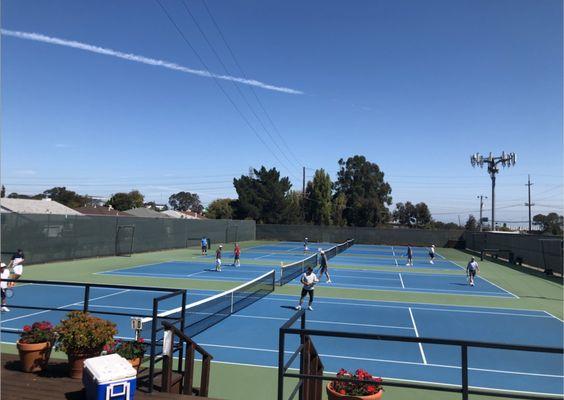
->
[1,283,561,397]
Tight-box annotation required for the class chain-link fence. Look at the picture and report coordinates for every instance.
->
[463,231,563,275]
[1,213,255,264]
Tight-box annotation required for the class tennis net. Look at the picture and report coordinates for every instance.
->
[140,269,276,339]
[279,238,355,286]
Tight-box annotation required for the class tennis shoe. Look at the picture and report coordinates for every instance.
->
[430,261,434,264]
[470,282,474,286]
[326,279,332,283]
[1,306,9,312]
[295,305,302,310]
[307,306,313,311]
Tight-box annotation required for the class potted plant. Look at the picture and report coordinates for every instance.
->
[17,321,57,372]
[105,338,147,371]
[327,369,384,400]
[55,311,117,379]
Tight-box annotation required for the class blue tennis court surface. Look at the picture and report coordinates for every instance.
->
[190,294,563,396]
[1,282,561,396]
[99,260,514,298]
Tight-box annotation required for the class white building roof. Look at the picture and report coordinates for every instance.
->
[1,198,83,215]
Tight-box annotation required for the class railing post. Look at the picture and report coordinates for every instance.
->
[299,311,306,400]
[200,354,211,397]
[183,343,195,395]
[83,285,90,312]
[178,290,187,375]
[461,345,468,400]
[278,328,286,400]
[148,298,159,393]
[161,330,174,392]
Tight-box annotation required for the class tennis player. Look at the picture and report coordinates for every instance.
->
[201,237,208,256]
[295,266,318,311]
[1,263,9,312]
[406,245,414,267]
[303,237,309,252]
[429,245,436,264]
[233,243,241,267]
[466,257,480,286]
[215,245,223,272]
[8,249,25,282]
[318,250,332,283]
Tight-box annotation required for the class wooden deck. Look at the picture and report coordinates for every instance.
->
[0,353,220,400]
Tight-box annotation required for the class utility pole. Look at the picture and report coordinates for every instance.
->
[470,152,517,231]
[477,195,487,231]
[302,166,306,215]
[525,174,534,232]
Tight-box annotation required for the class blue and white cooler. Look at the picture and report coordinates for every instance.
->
[83,354,137,400]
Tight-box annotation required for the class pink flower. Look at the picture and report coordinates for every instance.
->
[23,325,31,332]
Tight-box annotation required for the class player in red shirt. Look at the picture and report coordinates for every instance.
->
[233,243,241,267]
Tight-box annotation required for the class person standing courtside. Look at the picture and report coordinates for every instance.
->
[429,245,436,264]
[201,237,208,256]
[8,249,24,282]
[405,245,414,267]
[1,263,10,312]
[318,250,332,283]
[215,245,223,272]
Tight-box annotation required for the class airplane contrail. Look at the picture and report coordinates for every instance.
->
[1,29,303,95]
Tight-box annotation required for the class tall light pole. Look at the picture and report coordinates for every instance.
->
[477,195,487,231]
[525,174,534,232]
[470,152,517,231]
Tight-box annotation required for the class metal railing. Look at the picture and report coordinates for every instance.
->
[278,310,564,400]
[161,320,213,397]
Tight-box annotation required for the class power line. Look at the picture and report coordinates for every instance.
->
[179,0,301,174]
[200,0,303,166]
[154,0,300,181]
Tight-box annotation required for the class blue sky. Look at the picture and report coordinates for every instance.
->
[1,0,562,224]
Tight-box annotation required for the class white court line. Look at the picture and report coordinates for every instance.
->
[543,311,564,323]
[409,307,427,364]
[394,258,399,267]
[196,343,562,379]
[392,246,396,256]
[1,289,131,323]
[450,260,519,299]
[186,270,208,278]
[398,273,405,288]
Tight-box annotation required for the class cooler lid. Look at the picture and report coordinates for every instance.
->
[84,354,137,382]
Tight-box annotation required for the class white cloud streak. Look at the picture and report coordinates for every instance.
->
[1,29,303,95]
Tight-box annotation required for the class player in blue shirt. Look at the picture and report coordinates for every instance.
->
[201,237,208,256]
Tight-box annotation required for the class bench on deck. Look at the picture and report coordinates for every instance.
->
[480,248,519,265]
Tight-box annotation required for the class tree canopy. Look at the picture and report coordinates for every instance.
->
[533,213,563,235]
[106,190,144,211]
[465,215,478,231]
[393,201,432,227]
[169,191,203,213]
[232,167,293,223]
[305,169,332,225]
[334,156,392,227]
[206,198,235,219]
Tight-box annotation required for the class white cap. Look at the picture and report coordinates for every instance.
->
[0,263,6,268]
[320,250,325,254]
[432,245,435,247]
[219,245,223,248]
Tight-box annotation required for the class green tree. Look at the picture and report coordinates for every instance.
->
[332,192,347,227]
[206,198,234,219]
[7,192,44,200]
[106,190,145,211]
[431,221,461,230]
[465,215,478,231]
[168,191,203,213]
[43,187,88,208]
[280,191,304,224]
[393,201,432,227]
[233,167,292,223]
[304,169,332,225]
[334,156,392,227]
[533,213,563,235]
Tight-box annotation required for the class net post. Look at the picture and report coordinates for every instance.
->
[230,292,234,314]
[461,345,469,400]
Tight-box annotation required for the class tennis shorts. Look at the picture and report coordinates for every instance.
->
[216,259,222,267]
[234,254,240,260]
[300,288,314,301]
[202,245,207,251]
[429,252,435,259]
[468,269,476,277]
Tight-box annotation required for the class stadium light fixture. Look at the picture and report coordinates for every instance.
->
[470,152,516,231]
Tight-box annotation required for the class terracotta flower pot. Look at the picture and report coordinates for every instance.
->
[128,357,142,372]
[17,341,52,373]
[67,352,100,379]
[327,382,383,400]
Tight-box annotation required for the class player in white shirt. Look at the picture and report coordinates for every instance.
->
[303,237,309,252]
[1,263,10,312]
[466,257,480,286]
[428,245,436,264]
[295,266,318,311]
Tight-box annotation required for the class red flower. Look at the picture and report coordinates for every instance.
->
[138,338,144,343]
[23,325,31,332]
[367,386,376,393]
[339,389,346,395]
